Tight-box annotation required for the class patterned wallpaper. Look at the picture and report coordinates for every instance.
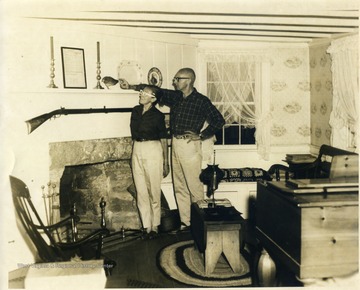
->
[309,43,333,148]
[269,47,311,145]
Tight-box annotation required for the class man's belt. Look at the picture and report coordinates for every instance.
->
[135,138,159,142]
[174,134,192,139]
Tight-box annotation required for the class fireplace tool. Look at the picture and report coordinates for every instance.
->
[99,197,107,229]
[41,182,58,226]
[41,185,49,225]
[96,196,143,246]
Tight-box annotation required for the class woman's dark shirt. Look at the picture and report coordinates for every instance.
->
[130,105,167,140]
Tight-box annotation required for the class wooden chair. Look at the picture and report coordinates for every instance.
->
[10,175,116,275]
[267,164,292,181]
[293,145,358,179]
[268,145,358,181]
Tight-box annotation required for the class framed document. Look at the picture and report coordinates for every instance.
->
[61,47,87,89]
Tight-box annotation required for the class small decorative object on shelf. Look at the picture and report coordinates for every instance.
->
[147,67,163,87]
[118,60,143,84]
[47,36,58,88]
[94,41,104,89]
[102,76,119,89]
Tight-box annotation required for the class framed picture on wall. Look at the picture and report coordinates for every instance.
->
[61,47,87,89]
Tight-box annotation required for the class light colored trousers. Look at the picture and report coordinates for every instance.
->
[171,138,204,226]
[131,141,163,230]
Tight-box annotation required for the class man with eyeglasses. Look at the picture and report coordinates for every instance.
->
[130,86,170,239]
[121,68,225,231]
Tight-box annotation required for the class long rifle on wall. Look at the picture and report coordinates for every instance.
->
[26,107,132,134]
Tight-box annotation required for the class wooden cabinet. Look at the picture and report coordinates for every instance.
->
[256,181,358,279]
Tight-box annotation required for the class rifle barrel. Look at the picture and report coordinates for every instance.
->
[62,108,133,115]
[26,107,133,134]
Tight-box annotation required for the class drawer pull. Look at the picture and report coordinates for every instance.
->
[331,238,337,244]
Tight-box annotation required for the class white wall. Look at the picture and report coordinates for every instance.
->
[2,15,198,274]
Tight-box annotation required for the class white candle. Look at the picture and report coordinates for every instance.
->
[97,41,100,63]
[50,36,54,59]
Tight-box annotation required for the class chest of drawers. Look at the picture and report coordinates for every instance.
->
[256,181,358,279]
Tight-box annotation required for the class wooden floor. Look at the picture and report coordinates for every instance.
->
[104,230,194,288]
[102,226,302,288]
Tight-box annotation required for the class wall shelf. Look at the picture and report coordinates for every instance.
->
[9,88,140,95]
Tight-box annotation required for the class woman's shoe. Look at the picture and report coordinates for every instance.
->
[149,231,158,239]
[141,230,150,240]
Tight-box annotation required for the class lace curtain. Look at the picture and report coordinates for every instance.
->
[203,53,271,160]
[327,35,359,151]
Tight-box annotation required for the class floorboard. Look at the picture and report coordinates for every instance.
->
[104,230,192,288]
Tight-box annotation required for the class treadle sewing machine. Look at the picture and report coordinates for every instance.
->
[191,151,245,274]
[256,176,359,280]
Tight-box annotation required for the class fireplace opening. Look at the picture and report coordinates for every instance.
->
[59,160,142,231]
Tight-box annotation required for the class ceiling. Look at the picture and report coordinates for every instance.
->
[16,0,360,43]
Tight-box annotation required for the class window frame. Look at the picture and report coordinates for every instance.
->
[198,51,270,152]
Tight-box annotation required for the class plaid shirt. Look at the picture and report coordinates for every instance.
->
[158,88,225,139]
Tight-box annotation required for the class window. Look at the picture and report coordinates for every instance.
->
[207,61,258,145]
[199,52,271,159]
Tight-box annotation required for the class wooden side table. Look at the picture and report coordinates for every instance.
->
[190,202,244,274]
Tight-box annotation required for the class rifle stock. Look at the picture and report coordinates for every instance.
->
[26,112,55,134]
[26,107,132,134]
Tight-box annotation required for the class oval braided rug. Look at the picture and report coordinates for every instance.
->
[158,240,252,287]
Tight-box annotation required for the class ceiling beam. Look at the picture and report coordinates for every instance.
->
[97,22,357,34]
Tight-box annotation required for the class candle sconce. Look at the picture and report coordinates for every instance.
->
[94,41,104,89]
[47,36,58,88]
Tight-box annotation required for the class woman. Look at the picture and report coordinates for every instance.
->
[130,86,170,239]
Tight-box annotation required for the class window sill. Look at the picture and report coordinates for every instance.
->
[214,144,257,152]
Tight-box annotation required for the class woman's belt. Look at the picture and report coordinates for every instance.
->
[135,138,160,142]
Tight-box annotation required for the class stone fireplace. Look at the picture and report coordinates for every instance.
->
[49,137,142,231]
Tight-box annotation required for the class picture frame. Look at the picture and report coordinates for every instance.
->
[61,47,87,89]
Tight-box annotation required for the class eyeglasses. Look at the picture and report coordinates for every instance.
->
[139,90,156,98]
[172,77,190,82]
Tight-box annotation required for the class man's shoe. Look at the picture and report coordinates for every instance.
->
[178,223,190,232]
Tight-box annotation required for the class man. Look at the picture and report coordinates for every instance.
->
[130,86,170,239]
[122,68,225,230]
